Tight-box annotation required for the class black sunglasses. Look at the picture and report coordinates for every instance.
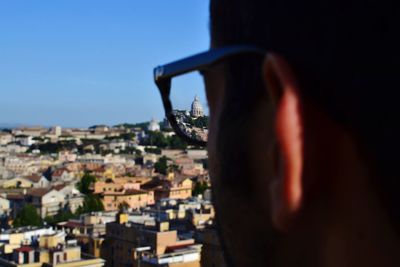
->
[153,45,266,147]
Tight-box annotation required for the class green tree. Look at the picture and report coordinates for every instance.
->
[76,173,97,194]
[193,116,209,128]
[154,156,169,175]
[192,181,209,196]
[76,195,104,214]
[143,131,169,147]
[44,209,75,225]
[168,135,188,150]
[135,149,142,157]
[13,204,42,227]
[120,133,136,141]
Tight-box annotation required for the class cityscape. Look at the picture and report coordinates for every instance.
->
[0,97,223,267]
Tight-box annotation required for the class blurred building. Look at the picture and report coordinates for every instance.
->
[148,119,160,132]
[0,228,105,267]
[190,96,204,118]
[101,212,202,267]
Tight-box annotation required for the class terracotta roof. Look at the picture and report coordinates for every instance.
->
[104,189,148,196]
[15,246,33,253]
[6,194,25,200]
[27,188,51,197]
[24,174,42,183]
[52,168,68,177]
[141,177,167,190]
[52,184,67,191]
[94,166,106,173]
[124,189,148,195]
[173,174,190,184]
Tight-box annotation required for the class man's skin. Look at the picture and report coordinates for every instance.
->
[205,20,400,267]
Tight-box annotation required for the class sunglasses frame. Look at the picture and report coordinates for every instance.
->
[153,45,266,146]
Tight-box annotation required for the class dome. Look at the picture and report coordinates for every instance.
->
[148,118,160,132]
[191,95,204,118]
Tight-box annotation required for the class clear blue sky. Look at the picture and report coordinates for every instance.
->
[0,1,210,128]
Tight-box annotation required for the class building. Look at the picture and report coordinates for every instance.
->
[101,213,202,267]
[27,188,65,218]
[190,96,204,118]
[26,175,50,188]
[51,168,75,183]
[53,184,84,213]
[0,229,105,267]
[186,150,208,160]
[0,195,10,215]
[14,136,35,147]
[102,189,154,211]
[142,177,193,202]
[1,175,50,189]
[53,126,62,137]
[2,177,34,189]
[155,197,215,230]
[0,144,28,154]
[57,151,77,163]
[0,133,13,145]
[148,118,160,132]
[92,179,141,195]
[91,125,109,134]
[12,127,46,138]
[6,193,26,219]
[3,157,32,175]
[57,212,117,258]
[57,212,116,238]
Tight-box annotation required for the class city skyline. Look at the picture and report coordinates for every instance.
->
[0,1,209,127]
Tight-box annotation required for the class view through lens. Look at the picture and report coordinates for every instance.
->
[170,71,208,143]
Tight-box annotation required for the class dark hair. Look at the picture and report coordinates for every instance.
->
[211,0,400,222]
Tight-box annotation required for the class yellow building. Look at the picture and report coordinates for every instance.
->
[0,232,105,267]
[142,177,193,202]
[102,189,154,211]
[2,177,33,189]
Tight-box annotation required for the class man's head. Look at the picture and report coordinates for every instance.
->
[207,0,400,266]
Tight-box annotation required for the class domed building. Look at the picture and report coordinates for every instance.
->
[190,95,204,118]
[148,118,160,132]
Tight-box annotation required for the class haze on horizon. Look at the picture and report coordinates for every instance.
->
[0,1,209,128]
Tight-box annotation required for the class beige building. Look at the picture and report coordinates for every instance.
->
[101,213,202,267]
[0,196,10,215]
[93,179,141,194]
[27,188,65,218]
[0,231,105,267]
[12,127,47,137]
[2,177,34,189]
[0,132,13,145]
[143,177,193,202]
[102,189,154,211]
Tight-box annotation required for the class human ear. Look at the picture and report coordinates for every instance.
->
[263,53,304,231]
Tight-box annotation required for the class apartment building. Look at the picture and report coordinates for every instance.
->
[101,213,202,267]
[0,229,105,267]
